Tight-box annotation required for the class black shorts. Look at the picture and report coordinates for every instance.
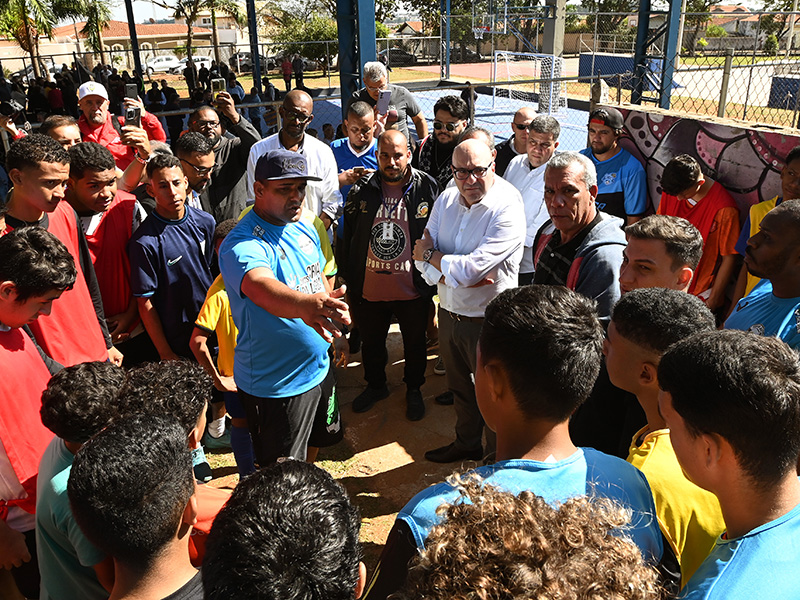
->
[308,366,344,448]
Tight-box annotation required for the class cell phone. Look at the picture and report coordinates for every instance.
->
[353,166,366,175]
[124,106,141,128]
[211,78,225,93]
[377,89,392,115]
[125,83,139,99]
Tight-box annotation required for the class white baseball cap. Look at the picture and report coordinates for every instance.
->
[77,81,109,101]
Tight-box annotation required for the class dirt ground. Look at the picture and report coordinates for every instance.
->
[205,324,471,570]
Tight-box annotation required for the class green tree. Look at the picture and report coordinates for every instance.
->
[0,0,80,77]
[273,15,337,69]
[79,0,112,67]
[149,0,245,76]
[705,24,727,37]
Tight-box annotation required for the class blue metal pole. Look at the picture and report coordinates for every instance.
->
[659,0,682,109]
[631,0,651,104]
[440,0,451,79]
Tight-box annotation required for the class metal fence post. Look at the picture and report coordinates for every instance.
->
[718,48,734,118]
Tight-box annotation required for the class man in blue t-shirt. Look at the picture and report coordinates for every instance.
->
[579,106,647,225]
[219,149,351,466]
[725,199,800,349]
[128,153,215,360]
[362,285,669,600]
[331,101,379,204]
[659,330,800,599]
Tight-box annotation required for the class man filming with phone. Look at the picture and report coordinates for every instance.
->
[77,81,166,170]
[348,62,428,148]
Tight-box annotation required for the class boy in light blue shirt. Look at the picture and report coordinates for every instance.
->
[659,330,800,600]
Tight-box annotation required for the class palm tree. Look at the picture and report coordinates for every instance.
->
[0,0,58,78]
[80,0,112,67]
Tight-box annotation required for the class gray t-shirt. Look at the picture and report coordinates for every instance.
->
[349,83,421,144]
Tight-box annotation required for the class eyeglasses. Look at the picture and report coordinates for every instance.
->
[433,120,463,132]
[451,163,493,180]
[179,157,212,177]
[194,119,219,129]
[365,81,386,92]
[284,110,313,124]
[514,123,531,131]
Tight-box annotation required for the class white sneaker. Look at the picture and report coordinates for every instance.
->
[434,356,446,376]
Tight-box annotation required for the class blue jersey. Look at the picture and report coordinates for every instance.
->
[580,146,647,219]
[681,502,800,599]
[128,206,215,357]
[397,448,663,563]
[331,138,379,229]
[219,209,330,398]
[725,279,800,349]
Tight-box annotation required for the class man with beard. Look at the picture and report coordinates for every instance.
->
[175,133,215,213]
[247,90,341,230]
[76,81,166,171]
[337,130,439,421]
[725,199,800,349]
[411,96,469,192]
[186,91,261,223]
[579,107,646,225]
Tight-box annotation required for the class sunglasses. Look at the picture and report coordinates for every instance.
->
[513,123,531,130]
[179,157,212,177]
[433,120,463,132]
[285,110,313,124]
[451,163,492,180]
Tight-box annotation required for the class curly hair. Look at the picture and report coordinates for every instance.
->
[394,477,662,600]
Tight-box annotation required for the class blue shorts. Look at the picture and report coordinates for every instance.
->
[223,390,247,419]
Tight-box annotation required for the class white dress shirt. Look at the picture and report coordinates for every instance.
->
[503,153,549,274]
[415,176,525,317]
[246,133,343,221]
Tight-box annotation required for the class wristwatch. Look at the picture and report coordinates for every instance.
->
[422,248,435,263]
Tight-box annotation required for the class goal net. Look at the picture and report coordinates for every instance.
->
[492,50,567,113]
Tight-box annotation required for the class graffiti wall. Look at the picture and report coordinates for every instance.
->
[614,105,800,214]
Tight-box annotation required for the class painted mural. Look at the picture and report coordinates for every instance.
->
[616,107,800,215]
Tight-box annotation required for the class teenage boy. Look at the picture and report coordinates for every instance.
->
[364,285,667,600]
[65,142,153,365]
[657,154,739,314]
[128,153,215,360]
[68,415,203,600]
[116,361,230,560]
[203,461,366,600]
[604,288,723,588]
[36,362,123,599]
[619,215,704,294]
[658,330,800,599]
[191,219,256,477]
[0,227,75,598]
[3,134,119,366]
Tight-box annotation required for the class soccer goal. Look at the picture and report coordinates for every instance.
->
[492,50,567,113]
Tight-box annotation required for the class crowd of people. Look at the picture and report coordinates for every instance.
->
[1,57,800,600]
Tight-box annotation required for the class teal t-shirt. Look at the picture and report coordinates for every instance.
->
[680,502,800,599]
[219,209,330,398]
[725,279,800,349]
[36,437,106,600]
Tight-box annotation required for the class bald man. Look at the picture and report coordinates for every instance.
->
[413,139,525,463]
[495,106,537,176]
[337,130,439,421]
[247,89,342,229]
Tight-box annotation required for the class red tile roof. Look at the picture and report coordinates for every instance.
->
[51,20,210,40]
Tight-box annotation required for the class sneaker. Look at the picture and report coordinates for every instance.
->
[352,384,390,413]
[191,446,213,483]
[406,388,425,421]
[424,442,483,463]
[202,427,232,451]
[434,391,454,405]
[434,356,446,376]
